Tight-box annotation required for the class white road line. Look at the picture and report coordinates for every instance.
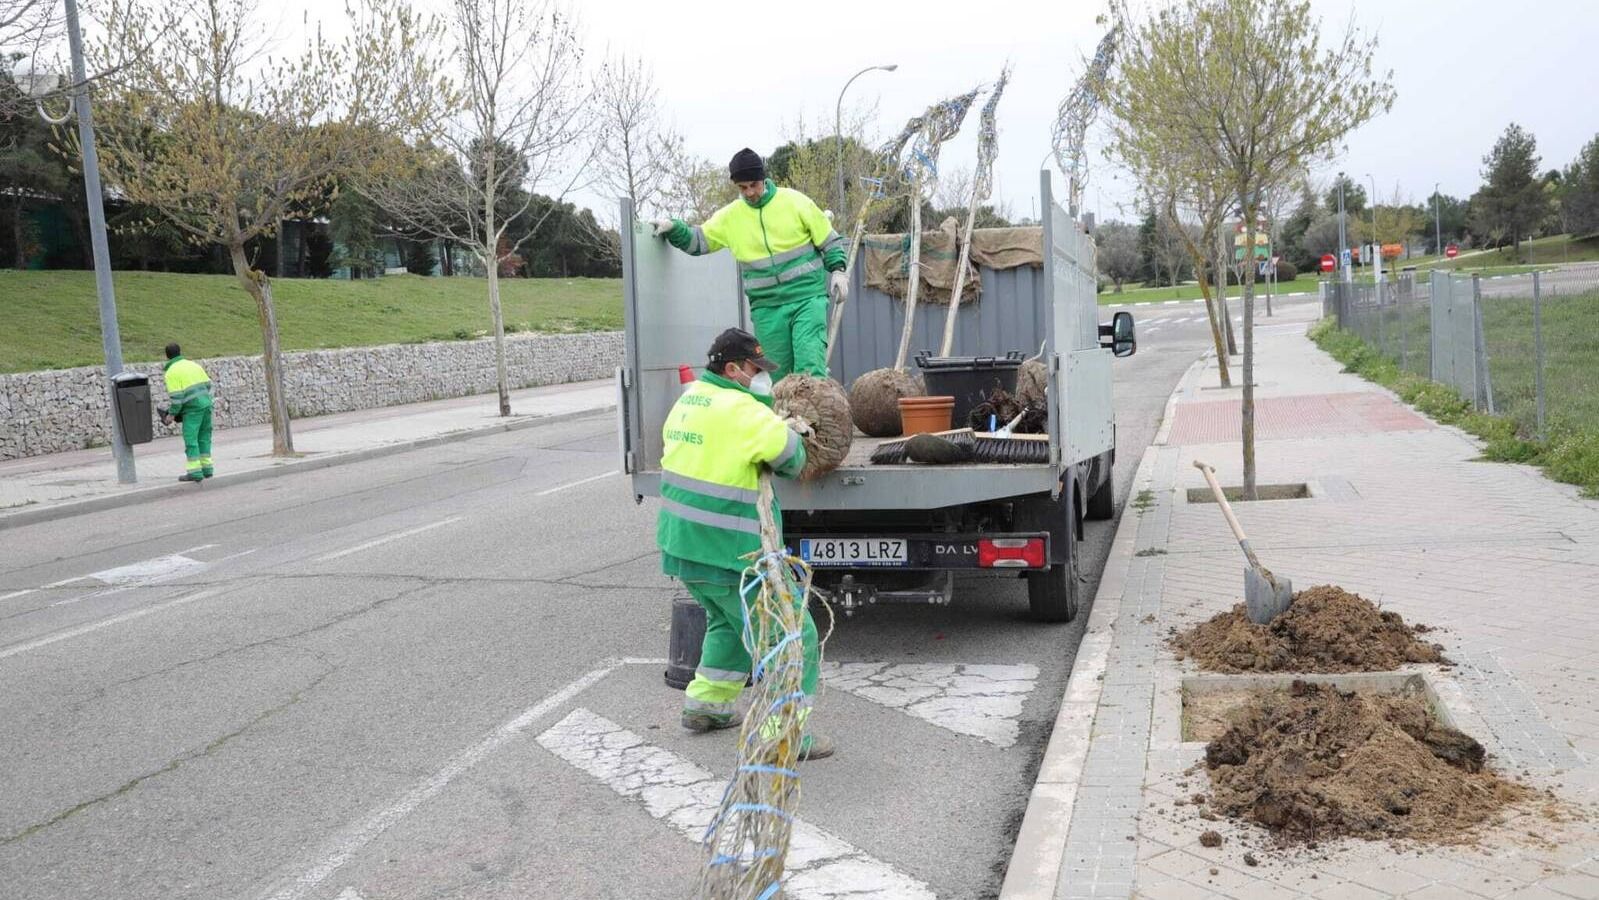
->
[538,708,937,899]
[823,662,1039,747]
[1162,299,1181,305]
[535,470,620,497]
[317,517,465,562]
[258,663,618,900]
[209,548,260,565]
[0,589,36,603]
[0,585,229,661]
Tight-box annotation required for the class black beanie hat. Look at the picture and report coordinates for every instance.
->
[728,148,766,183]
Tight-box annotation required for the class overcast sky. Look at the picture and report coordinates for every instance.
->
[270,0,1596,224]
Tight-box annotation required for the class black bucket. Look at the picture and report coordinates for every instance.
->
[664,591,706,690]
[914,350,1026,427]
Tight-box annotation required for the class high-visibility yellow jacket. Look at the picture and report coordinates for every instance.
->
[665,180,847,309]
[657,371,807,574]
[162,356,213,417]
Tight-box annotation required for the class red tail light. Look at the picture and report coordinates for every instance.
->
[978,538,1046,569]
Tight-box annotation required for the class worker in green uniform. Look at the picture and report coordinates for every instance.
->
[652,148,848,381]
[160,343,214,483]
[657,328,833,760]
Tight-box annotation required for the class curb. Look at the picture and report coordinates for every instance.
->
[999,442,1159,900]
[0,405,615,532]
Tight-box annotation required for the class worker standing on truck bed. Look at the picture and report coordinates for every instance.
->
[657,327,834,760]
[651,148,848,380]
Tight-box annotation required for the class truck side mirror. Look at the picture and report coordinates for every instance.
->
[1099,311,1136,358]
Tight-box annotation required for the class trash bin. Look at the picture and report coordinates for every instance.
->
[111,371,154,445]
[914,350,1026,427]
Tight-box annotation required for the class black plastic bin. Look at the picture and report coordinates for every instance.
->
[111,371,154,445]
[913,350,1025,428]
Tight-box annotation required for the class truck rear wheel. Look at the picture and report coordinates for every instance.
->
[1086,471,1115,520]
[1027,549,1079,622]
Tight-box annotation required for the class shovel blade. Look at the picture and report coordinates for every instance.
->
[1244,567,1294,624]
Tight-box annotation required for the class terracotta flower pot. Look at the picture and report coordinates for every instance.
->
[897,395,956,436]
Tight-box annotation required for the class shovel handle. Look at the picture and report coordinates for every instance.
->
[1193,460,1264,570]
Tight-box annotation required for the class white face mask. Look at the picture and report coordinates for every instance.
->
[748,371,774,396]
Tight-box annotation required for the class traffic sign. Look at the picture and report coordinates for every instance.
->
[1445,243,1459,259]
[1320,254,1336,273]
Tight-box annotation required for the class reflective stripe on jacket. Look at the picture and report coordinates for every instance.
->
[162,356,213,416]
[656,372,807,572]
[666,180,847,309]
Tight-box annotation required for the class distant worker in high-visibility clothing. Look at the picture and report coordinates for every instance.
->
[160,343,214,483]
[657,327,833,760]
[651,148,848,381]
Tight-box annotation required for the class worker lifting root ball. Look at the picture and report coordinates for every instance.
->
[655,327,834,761]
[651,148,847,381]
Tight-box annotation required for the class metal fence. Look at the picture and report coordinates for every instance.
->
[1327,265,1599,442]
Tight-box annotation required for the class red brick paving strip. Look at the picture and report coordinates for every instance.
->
[1167,392,1433,444]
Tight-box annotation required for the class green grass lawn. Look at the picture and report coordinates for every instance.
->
[1099,273,1325,305]
[0,270,623,373]
[1415,234,1599,271]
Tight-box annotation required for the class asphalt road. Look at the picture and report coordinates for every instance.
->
[0,297,1319,899]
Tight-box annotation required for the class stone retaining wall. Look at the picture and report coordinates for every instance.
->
[0,331,622,460]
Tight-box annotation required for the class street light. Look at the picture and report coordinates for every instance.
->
[15,0,137,484]
[1433,181,1443,259]
[835,64,897,214]
[1366,173,1382,285]
[1337,171,1349,284]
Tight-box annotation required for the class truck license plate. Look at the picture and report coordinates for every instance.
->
[800,539,908,567]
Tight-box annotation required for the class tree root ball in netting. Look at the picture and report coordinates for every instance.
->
[847,368,924,437]
[1016,359,1048,407]
[773,374,853,480]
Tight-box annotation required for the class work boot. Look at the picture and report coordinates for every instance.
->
[681,709,744,734]
[178,472,204,483]
[201,468,215,479]
[797,733,835,762]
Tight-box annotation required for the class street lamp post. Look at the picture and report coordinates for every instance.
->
[835,63,897,214]
[1337,171,1349,284]
[1433,181,1443,258]
[14,0,136,483]
[1366,174,1383,287]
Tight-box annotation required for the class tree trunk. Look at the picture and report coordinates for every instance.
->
[1216,241,1238,356]
[483,152,512,417]
[1165,203,1230,386]
[228,241,295,456]
[12,202,25,269]
[1240,204,1259,502]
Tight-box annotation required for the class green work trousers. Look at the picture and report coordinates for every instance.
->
[749,293,830,381]
[182,407,214,477]
[681,578,820,721]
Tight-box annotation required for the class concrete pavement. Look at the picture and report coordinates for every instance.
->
[1004,316,1599,899]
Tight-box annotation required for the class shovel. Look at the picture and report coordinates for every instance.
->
[1193,460,1294,624]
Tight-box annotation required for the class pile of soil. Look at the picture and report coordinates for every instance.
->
[773,374,852,480]
[1171,585,1445,673]
[1204,681,1529,843]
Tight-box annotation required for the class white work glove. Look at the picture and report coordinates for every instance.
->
[828,270,849,305]
[783,415,814,438]
[650,219,675,238]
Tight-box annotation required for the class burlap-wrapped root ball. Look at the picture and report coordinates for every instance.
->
[1016,358,1048,407]
[773,374,853,480]
[847,368,925,437]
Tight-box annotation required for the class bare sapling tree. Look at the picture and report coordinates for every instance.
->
[360,0,594,417]
[1110,0,1393,498]
[586,51,680,255]
[90,0,448,455]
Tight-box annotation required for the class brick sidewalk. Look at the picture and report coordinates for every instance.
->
[1010,324,1599,900]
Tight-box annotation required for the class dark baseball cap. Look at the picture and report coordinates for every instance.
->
[707,327,777,373]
